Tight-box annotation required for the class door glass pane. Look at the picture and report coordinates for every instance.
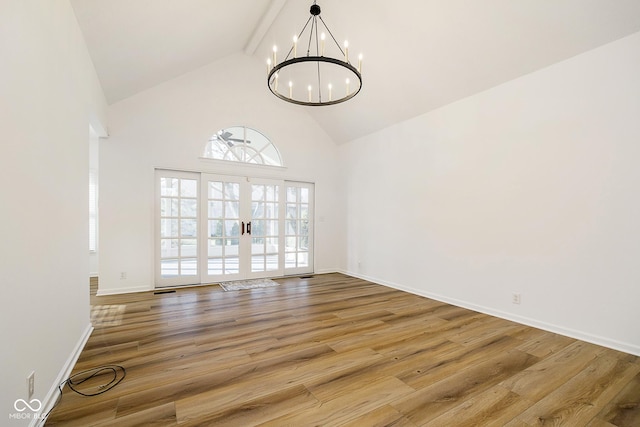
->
[158,174,199,283]
[208,239,223,257]
[161,178,179,196]
[181,199,197,217]
[161,219,179,238]
[181,219,197,237]
[226,220,240,237]
[225,201,240,218]
[225,183,240,200]
[209,201,223,218]
[266,254,279,271]
[161,198,179,216]
[181,179,197,197]
[225,239,239,256]
[161,239,179,257]
[252,255,265,272]
[181,258,198,276]
[208,258,223,275]
[225,257,239,274]
[161,259,179,276]
[181,239,197,257]
[209,182,223,199]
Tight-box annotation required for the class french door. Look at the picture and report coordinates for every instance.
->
[156,170,313,287]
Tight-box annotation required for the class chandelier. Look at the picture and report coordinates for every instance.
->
[267,2,362,106]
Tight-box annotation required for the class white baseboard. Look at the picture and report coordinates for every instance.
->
[34,323,93,427]
[96,285,151,296]
[344,270,640,357]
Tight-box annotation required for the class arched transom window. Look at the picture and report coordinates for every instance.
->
[203,126,283,166]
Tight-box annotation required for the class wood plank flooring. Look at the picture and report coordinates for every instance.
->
[46,274,640,426]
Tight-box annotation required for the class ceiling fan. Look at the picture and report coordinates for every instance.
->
[211,130,252,147]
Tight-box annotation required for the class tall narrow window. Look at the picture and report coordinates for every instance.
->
[203,126,283,166]
[285,182,314,274]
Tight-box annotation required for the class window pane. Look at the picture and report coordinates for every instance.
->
[225,220,240,237]
[252,255,265,272]
[161,178,179,196]
[225,183,240,200]
[266,237,279,253]
[209,182,223,199]
[161,219,179,238]
[209,220,223,238]
[252,184,265,202]
[261,145,280,166]
[161,198,179,217]
[252,202,264,219]
[266,254,279,271]
[224,257,239,274]
[203,127,283,167]
[181,179,197,197]
[252,238,265,255]
[297,252,309,267]
[224,239,239,256]
[225,201,240,218]
[252,220,265,237]
[287,187,297,203]
[181,199,197,217]
[181,219,197,237]
[285,252,296,269]
[181,239,197,257]
[300,188,309,203]
[286,204,297,220]
[208,258,223,275]
[265,203,278,219]
[266,185,277,202]
[161,259,179,277]
[209,201,223,218]
[208,239,223,257]
[181,258,197,276]
[286,220,297,235]
[161,239,179,258]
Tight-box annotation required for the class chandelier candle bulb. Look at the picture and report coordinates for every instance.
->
[293,35,298,58]
[328,83,332,101]
[308,85,312,102]
[272,45,277,65]
[346,78,350,95]
[289,81,293,98]
[274,73,279,91]
[358,54,363,73]
[344,40,349,62]
[321,33,326,56]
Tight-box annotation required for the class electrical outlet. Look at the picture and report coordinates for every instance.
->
[512,293,521,304]
[120,272,127,280]
[27,372,35,399]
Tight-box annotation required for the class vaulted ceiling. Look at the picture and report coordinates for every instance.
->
[70,0,640,143]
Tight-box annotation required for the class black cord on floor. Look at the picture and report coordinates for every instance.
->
[39,364,126,425]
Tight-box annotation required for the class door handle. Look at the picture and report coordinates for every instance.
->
[241,221,245,235]
[247,221,252,235]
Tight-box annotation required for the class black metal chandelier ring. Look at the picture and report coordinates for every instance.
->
[267,56,362,106]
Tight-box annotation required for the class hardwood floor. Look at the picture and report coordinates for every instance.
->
[46,274,639,426]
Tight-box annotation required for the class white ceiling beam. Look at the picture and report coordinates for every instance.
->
[244,0,288,55]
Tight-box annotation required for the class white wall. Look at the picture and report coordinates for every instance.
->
[0,0,107,424]
[99,53,344,294]
[340,32,640,355]
[89,127,100,276]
